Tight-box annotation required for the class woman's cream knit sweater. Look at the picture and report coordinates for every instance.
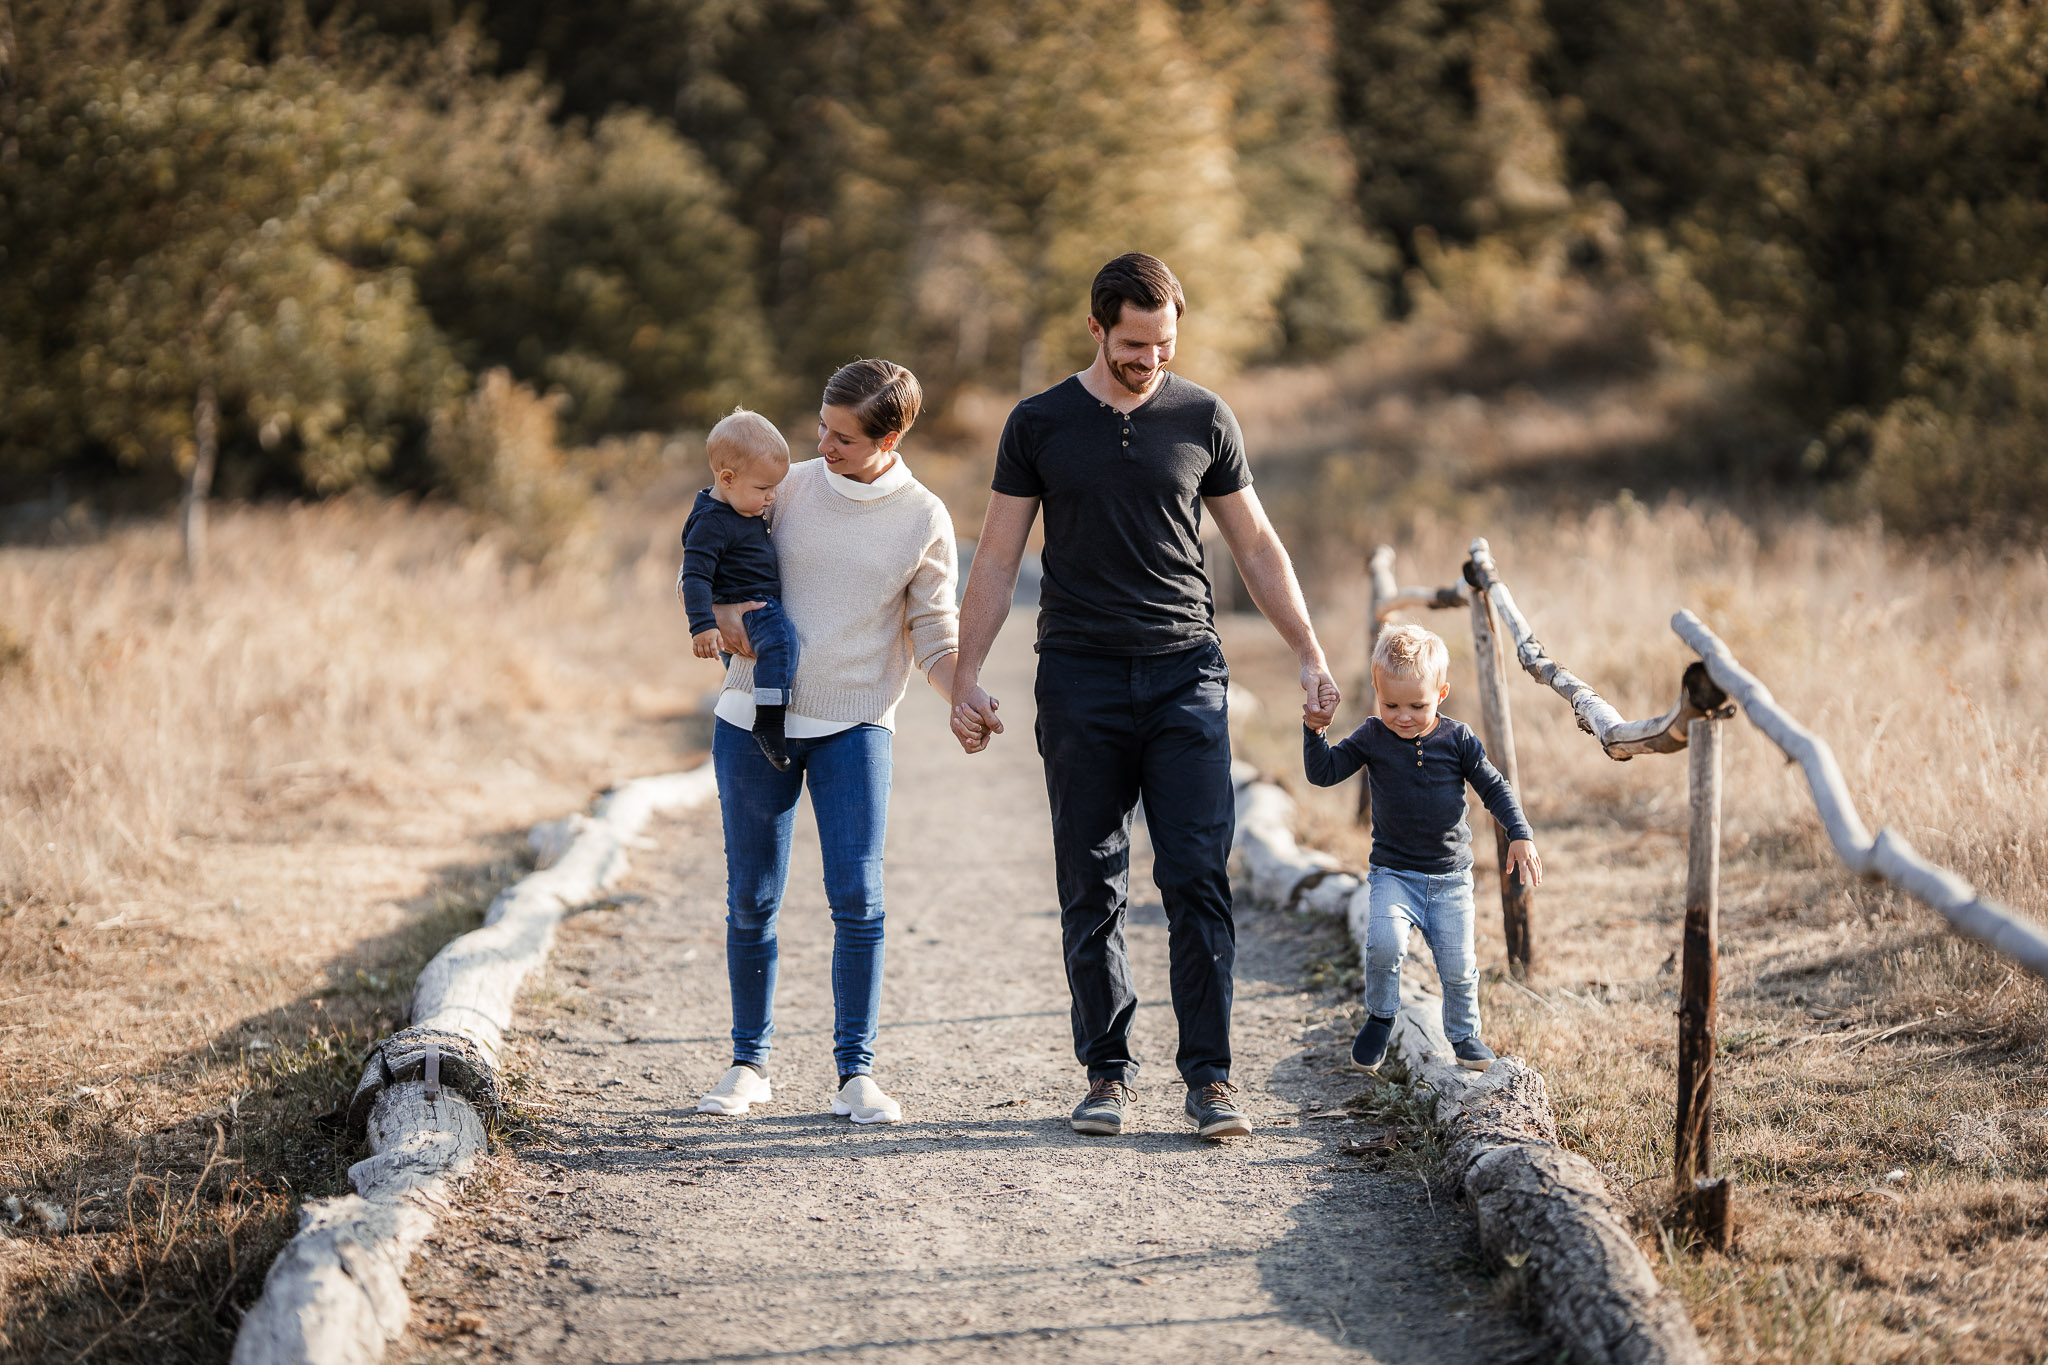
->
[722,458,958,726]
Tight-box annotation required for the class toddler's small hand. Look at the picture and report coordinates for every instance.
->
[1507,838,1543,887]
[692,628,726,659]
[1300,664,1339,731]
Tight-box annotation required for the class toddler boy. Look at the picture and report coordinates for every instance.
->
[1303,623,1542,1072]
[678,408,798,771]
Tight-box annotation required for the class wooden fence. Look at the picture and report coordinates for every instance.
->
[1362,536,2048,1249]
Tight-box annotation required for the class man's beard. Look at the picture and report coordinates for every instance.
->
[1107,354,1162,397]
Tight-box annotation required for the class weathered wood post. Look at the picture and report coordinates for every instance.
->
[1465,552,1534,977]
[1675,661,1732,1250]
[1359,545,1399,826]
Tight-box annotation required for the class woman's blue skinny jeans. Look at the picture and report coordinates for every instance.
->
[712,718,892,1078]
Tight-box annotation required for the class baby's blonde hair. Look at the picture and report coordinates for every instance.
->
[1373,623,1450,691]
[707,407,790,473]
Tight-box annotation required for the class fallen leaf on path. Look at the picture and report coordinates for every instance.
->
[986,1098,1028,1108]
[1340,1132,1402,1156]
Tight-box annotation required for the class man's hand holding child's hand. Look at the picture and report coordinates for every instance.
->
[692,628,726,659]
[1506,838,1543,886]
[1301,665,1340,732]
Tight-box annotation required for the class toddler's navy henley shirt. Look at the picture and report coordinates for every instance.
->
[1303,716,1533,874]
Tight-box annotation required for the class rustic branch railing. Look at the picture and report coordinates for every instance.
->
[1448,535,2048,1250]
[1672,611,2048,980]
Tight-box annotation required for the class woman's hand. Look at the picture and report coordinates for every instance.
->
[950,687,1002,753]
[712,601,764,657]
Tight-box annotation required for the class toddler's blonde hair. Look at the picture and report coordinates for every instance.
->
[1372,623,1450,690]
[707,407,790,473]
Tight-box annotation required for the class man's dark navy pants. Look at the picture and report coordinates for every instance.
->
[1034,639,1237,1088]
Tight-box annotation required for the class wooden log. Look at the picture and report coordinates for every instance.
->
[236,765,718,1365]
[406,765,718,1072]
[1468,573,1535,976]
[1466,540,1720,760]
[1672,610,2048,982]
[1235,775,1709,1365]
[1463,1144,1710,1365]
[1234,779,1365,918]
[230,1081,485,1365]
[1674,716,1726,1248]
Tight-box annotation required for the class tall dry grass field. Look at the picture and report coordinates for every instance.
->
[1226,499,2048,1364]
[0,492,710,1359]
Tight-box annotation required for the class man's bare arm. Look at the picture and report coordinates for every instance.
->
[949,492,1039,751]
[1205,487,1338,728]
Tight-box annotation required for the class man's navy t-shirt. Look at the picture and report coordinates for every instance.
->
[991,372,1253,656]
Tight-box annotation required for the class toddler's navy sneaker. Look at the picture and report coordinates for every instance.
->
[1351,1014,1395,1071]
[1453,1036,1496,1071]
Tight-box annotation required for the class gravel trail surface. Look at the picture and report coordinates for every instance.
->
[400,621,1547,1364]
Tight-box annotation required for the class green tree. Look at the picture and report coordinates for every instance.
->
[907,0,1296,393]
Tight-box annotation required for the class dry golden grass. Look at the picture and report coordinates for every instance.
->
[0,487,714,1360]
[1224,499,2048,1364]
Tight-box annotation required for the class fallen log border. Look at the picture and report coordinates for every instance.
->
[232,765,717,1365]
[1233,776,1708,1365]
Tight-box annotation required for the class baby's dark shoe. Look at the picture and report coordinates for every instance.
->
[753,705,791,772]
[1453,1036,1496,1072]
[1351,1014,1395,1071]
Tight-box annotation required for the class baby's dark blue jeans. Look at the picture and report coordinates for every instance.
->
[735,598,797,707]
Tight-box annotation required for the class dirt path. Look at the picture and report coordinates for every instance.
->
[399,621,1547,1364]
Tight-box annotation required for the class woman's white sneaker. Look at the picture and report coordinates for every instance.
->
[831,1074,902,1125]
[696,1065,772,1115]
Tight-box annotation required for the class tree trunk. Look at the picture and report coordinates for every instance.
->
[182,384,217,575]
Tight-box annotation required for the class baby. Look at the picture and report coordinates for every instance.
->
[1303,623,1542,1072]
[678,408,798,771]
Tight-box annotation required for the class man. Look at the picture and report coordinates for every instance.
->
[949,253,1338,1140]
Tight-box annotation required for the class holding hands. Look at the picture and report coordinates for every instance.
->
[950,683,1003,754]
[1301,662,1340,732]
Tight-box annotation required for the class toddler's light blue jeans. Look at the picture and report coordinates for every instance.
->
[1364,865,1481,1043]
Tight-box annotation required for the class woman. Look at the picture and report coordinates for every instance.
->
[691,359,964,1125]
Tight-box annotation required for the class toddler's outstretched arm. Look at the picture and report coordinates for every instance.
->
[1303,723,1368,788]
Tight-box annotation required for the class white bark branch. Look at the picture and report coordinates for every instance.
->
[1672,610,2048,981]
[1467,538,1719,760]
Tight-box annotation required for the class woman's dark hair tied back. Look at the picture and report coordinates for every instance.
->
[823,358,923,440]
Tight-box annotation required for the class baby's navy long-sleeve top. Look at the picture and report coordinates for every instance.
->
[678,488,783,637]
[1303,717,1533,874]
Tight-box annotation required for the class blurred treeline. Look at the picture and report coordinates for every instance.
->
[4,0,2046,543]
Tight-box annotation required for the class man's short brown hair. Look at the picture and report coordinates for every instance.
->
[1091,253,1186,330]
